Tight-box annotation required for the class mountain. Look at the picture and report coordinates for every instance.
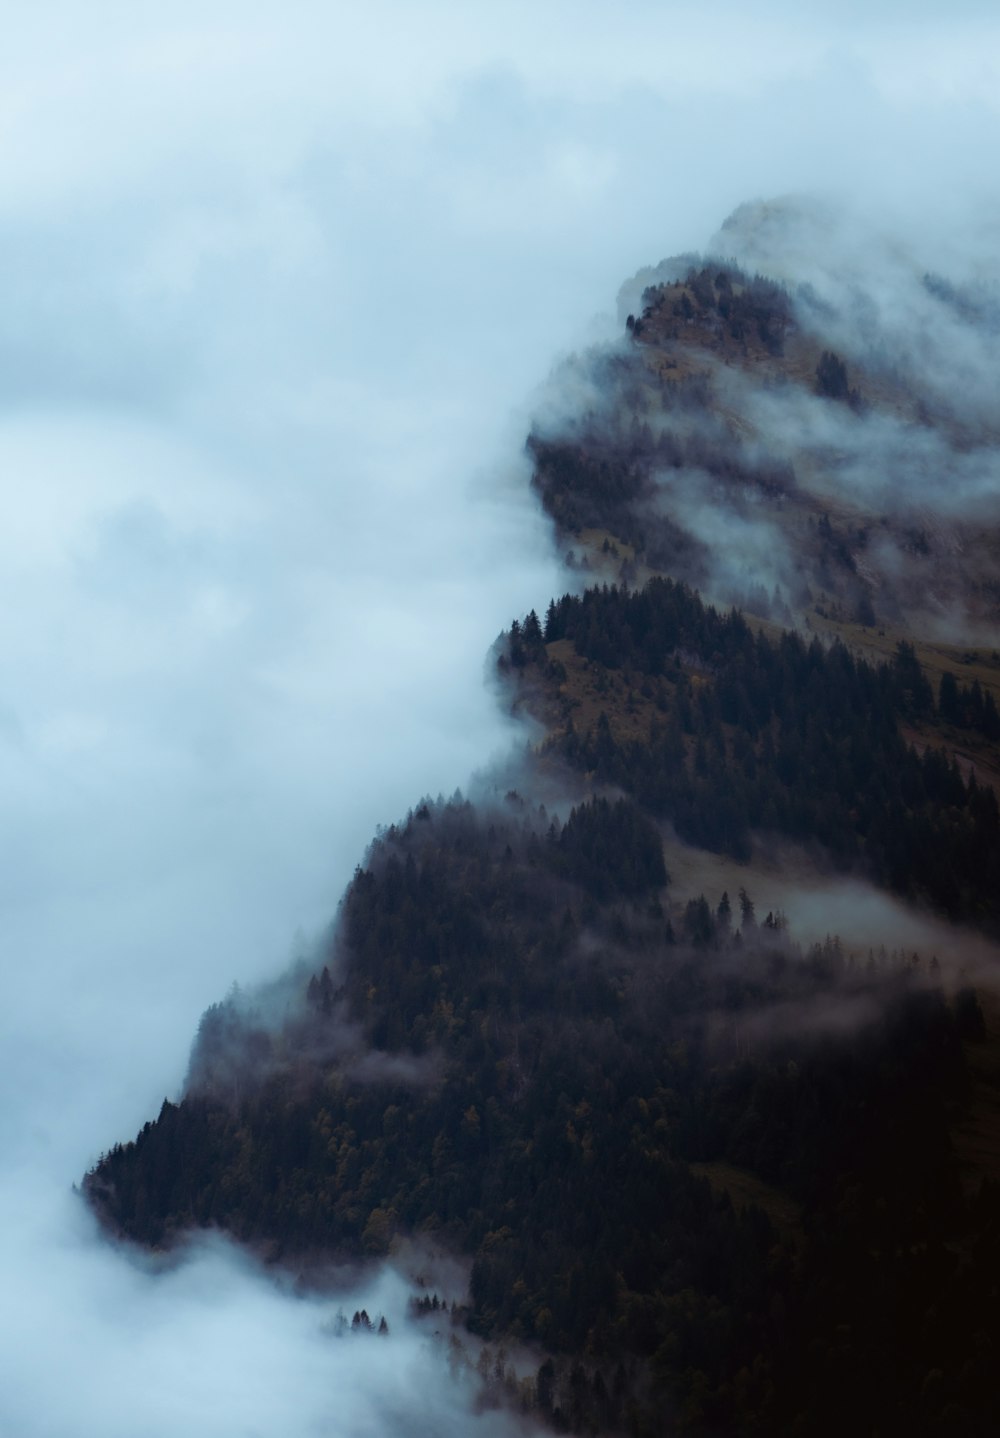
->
[85,204,1000,1437]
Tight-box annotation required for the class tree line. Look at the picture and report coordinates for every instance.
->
[506,579,1000,929]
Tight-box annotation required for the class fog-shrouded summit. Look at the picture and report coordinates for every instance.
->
[533,197,1000,650]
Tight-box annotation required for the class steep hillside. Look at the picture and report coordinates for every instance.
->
[533,207,1000,649]
[86,794,1000,1436]
[85,205,1000,1437]
[500,582,1000,929]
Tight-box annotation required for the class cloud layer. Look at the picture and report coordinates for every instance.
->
[4,4,1000,1434]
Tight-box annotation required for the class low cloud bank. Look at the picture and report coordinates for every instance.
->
[0,1186,534,1438]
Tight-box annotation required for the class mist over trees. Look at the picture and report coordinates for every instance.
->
[513,580,1000,927]
[535,235,1000,637]
[85,208,1000,1438]
[87,793,1000,1435]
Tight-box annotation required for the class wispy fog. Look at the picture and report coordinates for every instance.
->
[4,4,1000,1434]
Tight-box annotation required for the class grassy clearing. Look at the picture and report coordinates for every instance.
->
[811,615,1000,706]
[576,528,637,564]
[662,835,820,921]
[542,638,666,745]
[571,528,662,589]
[690,1161,803,1244]
[809,615,1000,792]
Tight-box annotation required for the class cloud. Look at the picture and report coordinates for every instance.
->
[0,1198,532,1438]
[3,3,1000,1434]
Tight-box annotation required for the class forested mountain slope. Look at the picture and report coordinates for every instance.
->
[500,582,1000,930]
[87,795,999,1435]
[86,205,1000,1436]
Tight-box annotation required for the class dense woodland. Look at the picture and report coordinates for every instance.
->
[504,580,1000,930]
[87,248,1000,1436]
[87,796,999,1435]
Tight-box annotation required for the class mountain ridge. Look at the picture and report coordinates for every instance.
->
[85,205,1000,1436]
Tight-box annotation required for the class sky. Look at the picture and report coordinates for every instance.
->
[3,4,1000,1435]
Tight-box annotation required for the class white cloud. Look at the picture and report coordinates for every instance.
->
[2,3,1000,1434]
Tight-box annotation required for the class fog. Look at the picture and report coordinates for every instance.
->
[601,191,1000,632]
[3,4,1000,1434]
